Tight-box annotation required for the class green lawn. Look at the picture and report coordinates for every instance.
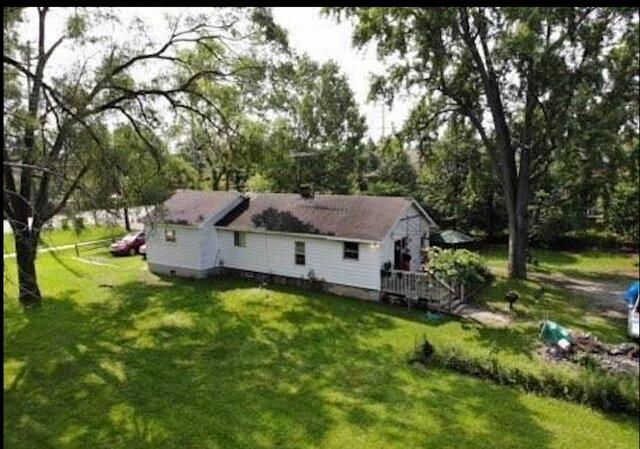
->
[3,225,126,254]
[4,248,638,449]
[470,244,639,352]
[479,244,639,282]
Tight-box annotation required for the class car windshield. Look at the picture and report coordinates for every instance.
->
[122,232,140,242]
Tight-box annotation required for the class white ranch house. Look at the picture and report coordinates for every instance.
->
[145,190,439,301]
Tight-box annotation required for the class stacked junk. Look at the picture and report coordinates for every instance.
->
[536,281,640,375]
[539,320,639,375]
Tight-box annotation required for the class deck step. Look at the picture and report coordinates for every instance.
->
[447,299,467,315]
[451,304,466,314]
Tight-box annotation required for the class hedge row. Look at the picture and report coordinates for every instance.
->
[411,338,639,416]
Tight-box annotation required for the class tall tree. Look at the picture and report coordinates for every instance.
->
[329,7,638,278]
[414,120,503,235]
[172,33,282,192]
[3,7,286,307]
[364,135,417,197]
[266,56,367,193]
[75,124,180,231]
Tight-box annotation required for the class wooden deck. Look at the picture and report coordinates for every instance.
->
[380,269,464,311]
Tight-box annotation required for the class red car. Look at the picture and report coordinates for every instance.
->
[109,231,145,256]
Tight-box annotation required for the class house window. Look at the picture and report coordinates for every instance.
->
[165,229,176,242]
[343,242,359,260]
[234,231,246,248]
[295,241,305,265]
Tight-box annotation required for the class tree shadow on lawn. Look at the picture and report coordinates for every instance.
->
[4,275,567,449]
[465,325,542,360]
[479,244,579,268]
[42,247,83,277]
[480,244,638,283]
[531,265,636,285]
[528,248,582,268]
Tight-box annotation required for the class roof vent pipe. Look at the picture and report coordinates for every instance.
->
[299,184,314,199]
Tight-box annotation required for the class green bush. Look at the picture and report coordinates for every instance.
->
[409,336,435,365]
[246,172,274,193]
[412,341,639,415]
[424,247,493,288]
[60,218,70,230]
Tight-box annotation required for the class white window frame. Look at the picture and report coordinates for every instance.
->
[343,241,359,260]
[234,231,246,248]
[295,241,305,265]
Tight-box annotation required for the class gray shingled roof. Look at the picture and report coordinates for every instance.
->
[216,193,418,241]
[150,190,243,226]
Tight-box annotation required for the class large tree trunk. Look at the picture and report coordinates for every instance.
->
[501,145,530,280]
[14,229,42,308]
[507,142,531,279]
[123,207,131,231]
[508,210,528,278]
[211,170,222,190]
[457,12,533,279]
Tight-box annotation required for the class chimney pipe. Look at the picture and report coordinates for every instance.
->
[299,184,314,199]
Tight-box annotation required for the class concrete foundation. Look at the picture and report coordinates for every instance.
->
[148,264,380,302]
[215,267,380,301]
[148,262,211,279]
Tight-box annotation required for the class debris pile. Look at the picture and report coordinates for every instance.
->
[540,321,639,375]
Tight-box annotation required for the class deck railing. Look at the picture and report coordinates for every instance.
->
[380,269,463,309]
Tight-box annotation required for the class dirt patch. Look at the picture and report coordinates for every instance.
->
[529,271,629,318]
[458,306,512,328]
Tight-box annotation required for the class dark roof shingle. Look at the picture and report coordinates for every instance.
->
[217,193,415,241]
[151,190,243,226]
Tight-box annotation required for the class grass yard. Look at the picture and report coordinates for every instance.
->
[4,248,639,449]
[3,225,126,254]
[479,244,639,282]
[474,244,639,345]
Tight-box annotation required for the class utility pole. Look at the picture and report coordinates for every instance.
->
[380,101,386,139]
[291,151,315,190]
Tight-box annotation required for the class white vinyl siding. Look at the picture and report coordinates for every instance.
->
[380,204,431,272]
[146,225,209,270]
[218,230,381,290]
[199,226,220,270]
